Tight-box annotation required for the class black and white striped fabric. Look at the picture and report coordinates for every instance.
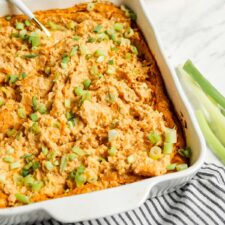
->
[27,163,225,225]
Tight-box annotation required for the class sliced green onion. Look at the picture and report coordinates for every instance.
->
[72,35,81,41]
[108,129,118,141]
[75,165,86,187]
[74,86,84,96]
[147,131,161,145]
[176,163,188,171]
[178,148,191,158]
[164,128,177,144]
[41,147,48,156]
[70,46,78,56]
[32,96,38,111]
[24,175,35,186]
[3,156,13,163]
[0,98,5,107]
[61,55,70,69]
[114,23,123,32]
[15,193,30,204]
[149,146,162,160]
[127,155,135,164]
[24,20,31,27]
[79,45,88,55]
[45,161,54,171]
[7,74,19,84]
[108,59,114,65]
[87,2,95,11]
[30,113,38,122]
[183,60,225,109]
[21,72,27,79]
[106,66,115,75]
[80,91,91,104]
[91,65,98,76]
[32,181,43,192]
[7,147,14,154]
[83,79,91,89]
[48,21,65,30]
[28,32,40,47]
[95,49,106,57]
[30,122,40,134]
[96,33,109,42]
[18,107,26,119]
[124,27,134,38]
[38,103,47,114]
[16,22,24,30]
[196,110,225,164]
[60,156,67,174]
[105,93,116,104]
[23,54,39,59]
[66,21,76,30]
[5,15,11,21]
[20,168,30,177]
[163,142,173,154]
[68,153,76,161]
[87,37,95,43]
[64,99,71,108]
[108,147,116,156]
[93,24,103,33]
[166,163,177,171]
[72,146,84,156]
[96,55,105,63]
[7,128,17,137]
[130,45,138,55]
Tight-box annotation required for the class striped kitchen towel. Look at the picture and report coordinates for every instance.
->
[26,163,225,225]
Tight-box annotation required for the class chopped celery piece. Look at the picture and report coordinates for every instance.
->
[149,146,162,160]
[147,131,161,145]
[195,110,225,164]
[183,60,225,109]
[32,96,38,111]
[163,142,173,154]
[70,46,78,56]
[130,45,138,55]
[38,103,47,114]
[164,128,177,144]
[61,55,70,69]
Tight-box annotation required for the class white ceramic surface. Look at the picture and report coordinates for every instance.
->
[0,0,206,224]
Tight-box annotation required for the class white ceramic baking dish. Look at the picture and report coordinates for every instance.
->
[0,0,206,224]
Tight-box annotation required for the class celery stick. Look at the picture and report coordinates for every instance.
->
[183,60,225,109]
[195,110,225,164]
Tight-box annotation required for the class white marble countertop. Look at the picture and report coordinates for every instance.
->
[144,0,225,166]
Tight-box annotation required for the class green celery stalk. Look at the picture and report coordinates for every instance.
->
[183,60,225,109]
[195,110,225,164]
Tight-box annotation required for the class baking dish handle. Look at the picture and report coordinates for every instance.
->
[42,179,156,223]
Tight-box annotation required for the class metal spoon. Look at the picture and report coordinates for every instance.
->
[9,0,51,37]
